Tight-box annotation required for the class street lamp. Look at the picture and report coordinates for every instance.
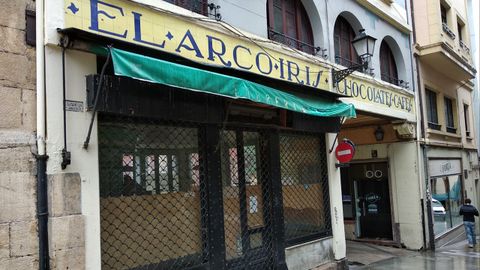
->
[374,126,385,141]
[332,29,377,86]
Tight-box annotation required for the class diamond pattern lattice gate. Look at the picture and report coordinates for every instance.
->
[98,114,331,270]
[98,115,208,270]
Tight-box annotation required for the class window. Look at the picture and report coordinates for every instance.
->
[464,104,470,137]
[431,175,463,235]
[444,97,456,133]
[457,22,463,42]
[457,19,469,51]
[440,3,456,39]
[279,134,331,244]
[267,0,315,54]
[334,16,360,67]
[426,89,440,130]
[440,5,447,24]
[380,41,399,85]
[165,0,208,16]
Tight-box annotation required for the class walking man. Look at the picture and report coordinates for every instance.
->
[459,198,479,248]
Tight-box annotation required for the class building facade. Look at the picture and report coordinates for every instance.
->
[328,0,425,250]
[412,0,478,248]
[2,0,478,269]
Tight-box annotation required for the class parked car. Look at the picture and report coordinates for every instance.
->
[432,198,446,221]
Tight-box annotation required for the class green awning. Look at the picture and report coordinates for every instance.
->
[110,48,356,118]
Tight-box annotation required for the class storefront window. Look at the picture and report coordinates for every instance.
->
[431,175,463,235]
[279,133,331,244]
[99,119,204,269]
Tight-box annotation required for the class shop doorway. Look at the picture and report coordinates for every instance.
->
[343,162,392,239]
[220,130,274,269]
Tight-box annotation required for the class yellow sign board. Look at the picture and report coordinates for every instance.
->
[336,77,415,114]
[64,0,330,91]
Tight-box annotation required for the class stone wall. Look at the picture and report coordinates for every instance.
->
[0,0,38,269]
[48,173,85,269]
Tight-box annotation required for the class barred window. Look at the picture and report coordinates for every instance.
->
[279,133,331,244]
[98,117,206,269]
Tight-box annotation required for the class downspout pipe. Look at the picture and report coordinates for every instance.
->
[36,0,50,269]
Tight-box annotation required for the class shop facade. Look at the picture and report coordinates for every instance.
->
[324,0,425,249]
[43,0,359,269]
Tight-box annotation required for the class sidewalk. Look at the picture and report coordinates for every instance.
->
[347,237,480,270]
[346,240,418,269]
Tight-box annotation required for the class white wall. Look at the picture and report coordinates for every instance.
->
[45,46,101,269]
[388,142,423,249]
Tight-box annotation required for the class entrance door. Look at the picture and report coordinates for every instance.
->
[354,163,392,239]
[220,130,274,269]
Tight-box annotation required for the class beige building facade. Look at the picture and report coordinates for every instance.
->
[412,0,478,248]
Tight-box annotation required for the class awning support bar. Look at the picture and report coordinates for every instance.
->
[83,46,111,149]
[328,117,345,153]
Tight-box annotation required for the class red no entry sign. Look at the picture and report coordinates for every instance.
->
[335,140,355,163]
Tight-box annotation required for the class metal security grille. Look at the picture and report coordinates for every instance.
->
[98,115,208,270]
[97,113,332,269]
[219,130,275,269]
[279,133,331,244]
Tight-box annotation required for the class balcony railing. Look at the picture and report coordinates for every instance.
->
[428,122,441,130]
[335,56,361,68]
[460,40,470,54]
[268,29,321,55]
[381,73,400,86]
[442,23,456,40]
[380,73,410,89]
[166,0,208,16]
[446,126,457,134]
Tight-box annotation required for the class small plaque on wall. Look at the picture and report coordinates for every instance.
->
[65,100,84,112]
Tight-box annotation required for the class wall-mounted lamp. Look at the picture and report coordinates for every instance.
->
[374,126,385,141]
[332,29,377,86]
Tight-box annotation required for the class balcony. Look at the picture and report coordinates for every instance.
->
[459,40,470,54]
[442,23,456,40]
[268,28,321,55]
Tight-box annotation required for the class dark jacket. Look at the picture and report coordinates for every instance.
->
[459,204,479,222]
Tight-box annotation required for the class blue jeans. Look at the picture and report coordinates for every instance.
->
[464,221,476,245]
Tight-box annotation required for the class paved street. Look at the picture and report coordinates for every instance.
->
[346,237,480,270]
